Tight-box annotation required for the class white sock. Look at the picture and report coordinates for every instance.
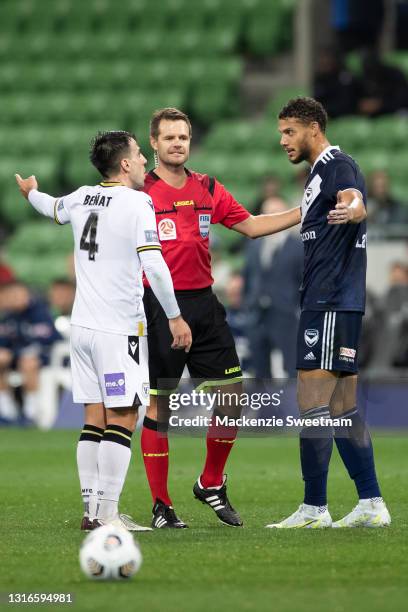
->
[77,438,101,518]
[23,391,39,421]
[0,390,19,420]
[96,440,131,522]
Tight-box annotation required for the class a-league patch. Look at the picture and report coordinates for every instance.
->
[104,373,126,396]
[199,214,211,238]
[142,382,150,400]
[144,229,159,243]
[304,328,319,347]
[128,336,139,364]
[158,218,177,240]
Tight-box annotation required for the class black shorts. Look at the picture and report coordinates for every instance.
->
[296,310,363,374]
[143,286,242,394]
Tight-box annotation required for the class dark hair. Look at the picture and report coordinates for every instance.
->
[150,107,192,139]
[278,97,328,133]
[89,130,136,178]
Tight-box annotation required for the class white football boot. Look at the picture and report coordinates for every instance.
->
[332,498,391,528]
[266,503,332,529]
[93,513,152,532]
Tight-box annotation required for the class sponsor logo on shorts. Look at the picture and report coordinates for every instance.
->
[144,229,159,243]
[304,329,319,347]
[104,372,126,396]
[57,200,65,211]
[340,347,356,358]
[158,218,177,240]
[225,365,241,375]
[304,351,316,360]
[339,346,356,363]
[199,214,211,238]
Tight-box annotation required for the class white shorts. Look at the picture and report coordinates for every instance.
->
[70,325,150,409]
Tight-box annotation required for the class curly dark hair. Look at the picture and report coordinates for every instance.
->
[90,130,136,178]
[278,97,328,132]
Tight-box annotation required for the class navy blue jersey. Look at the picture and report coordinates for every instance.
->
[300,146,367,312]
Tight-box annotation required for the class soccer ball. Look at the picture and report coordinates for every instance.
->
[79,524,142,580]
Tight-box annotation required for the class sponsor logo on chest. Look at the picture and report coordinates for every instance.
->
[301,230,316,242]
[174,200,194,207]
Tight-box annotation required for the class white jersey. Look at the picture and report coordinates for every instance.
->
[54,182,161,335]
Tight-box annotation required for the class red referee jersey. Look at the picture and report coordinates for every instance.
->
[142,169,250,290]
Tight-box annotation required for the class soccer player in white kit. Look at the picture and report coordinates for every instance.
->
[16,131,192,532]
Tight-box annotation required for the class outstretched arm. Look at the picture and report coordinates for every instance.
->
[231,206,301,238]
[327,189,366,224]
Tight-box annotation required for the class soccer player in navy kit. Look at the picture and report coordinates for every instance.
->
[267,98,390,528]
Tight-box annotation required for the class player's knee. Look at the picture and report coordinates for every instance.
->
[84,402,106,429]
[106,408,138,432]
[145,402,158,421]
[297,369,338,413]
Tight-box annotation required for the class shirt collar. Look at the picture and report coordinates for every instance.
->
[311,145,340,173]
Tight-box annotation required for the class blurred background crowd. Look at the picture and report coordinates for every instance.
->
[0,0,407,427]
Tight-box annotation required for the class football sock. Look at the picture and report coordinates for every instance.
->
[96,424,133,521]
[141,416,171,506]
[0,390,19,420]
[77,424,104,517]
[200,408,238,489]
[334,408,381,499]
[300,406,333,506]
[23,391,39,421]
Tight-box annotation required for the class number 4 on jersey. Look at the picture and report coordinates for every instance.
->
[80,212,99,260]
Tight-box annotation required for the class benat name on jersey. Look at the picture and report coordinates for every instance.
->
[83,194,112,207]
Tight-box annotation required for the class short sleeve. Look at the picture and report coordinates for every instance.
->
[211,179,251,228]
[135,194,162,254]
[323,160,359,200]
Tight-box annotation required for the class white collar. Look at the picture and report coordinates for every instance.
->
[311,145,340,173]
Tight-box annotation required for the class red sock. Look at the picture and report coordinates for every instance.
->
[200,412,238,488]
[141,417,172,506]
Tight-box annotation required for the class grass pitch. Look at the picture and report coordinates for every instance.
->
[1,429,407,612]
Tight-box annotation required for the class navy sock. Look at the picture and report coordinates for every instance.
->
[300,406,333,506]
[334,408,381,499]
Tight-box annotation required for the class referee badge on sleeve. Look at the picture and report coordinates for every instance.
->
[128,336,139,364]
[199,214,211,238]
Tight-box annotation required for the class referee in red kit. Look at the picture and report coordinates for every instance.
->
[141,107,301,529]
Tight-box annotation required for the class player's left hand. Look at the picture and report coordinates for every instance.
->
[327,190,356,224]
[15,173,38,200]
